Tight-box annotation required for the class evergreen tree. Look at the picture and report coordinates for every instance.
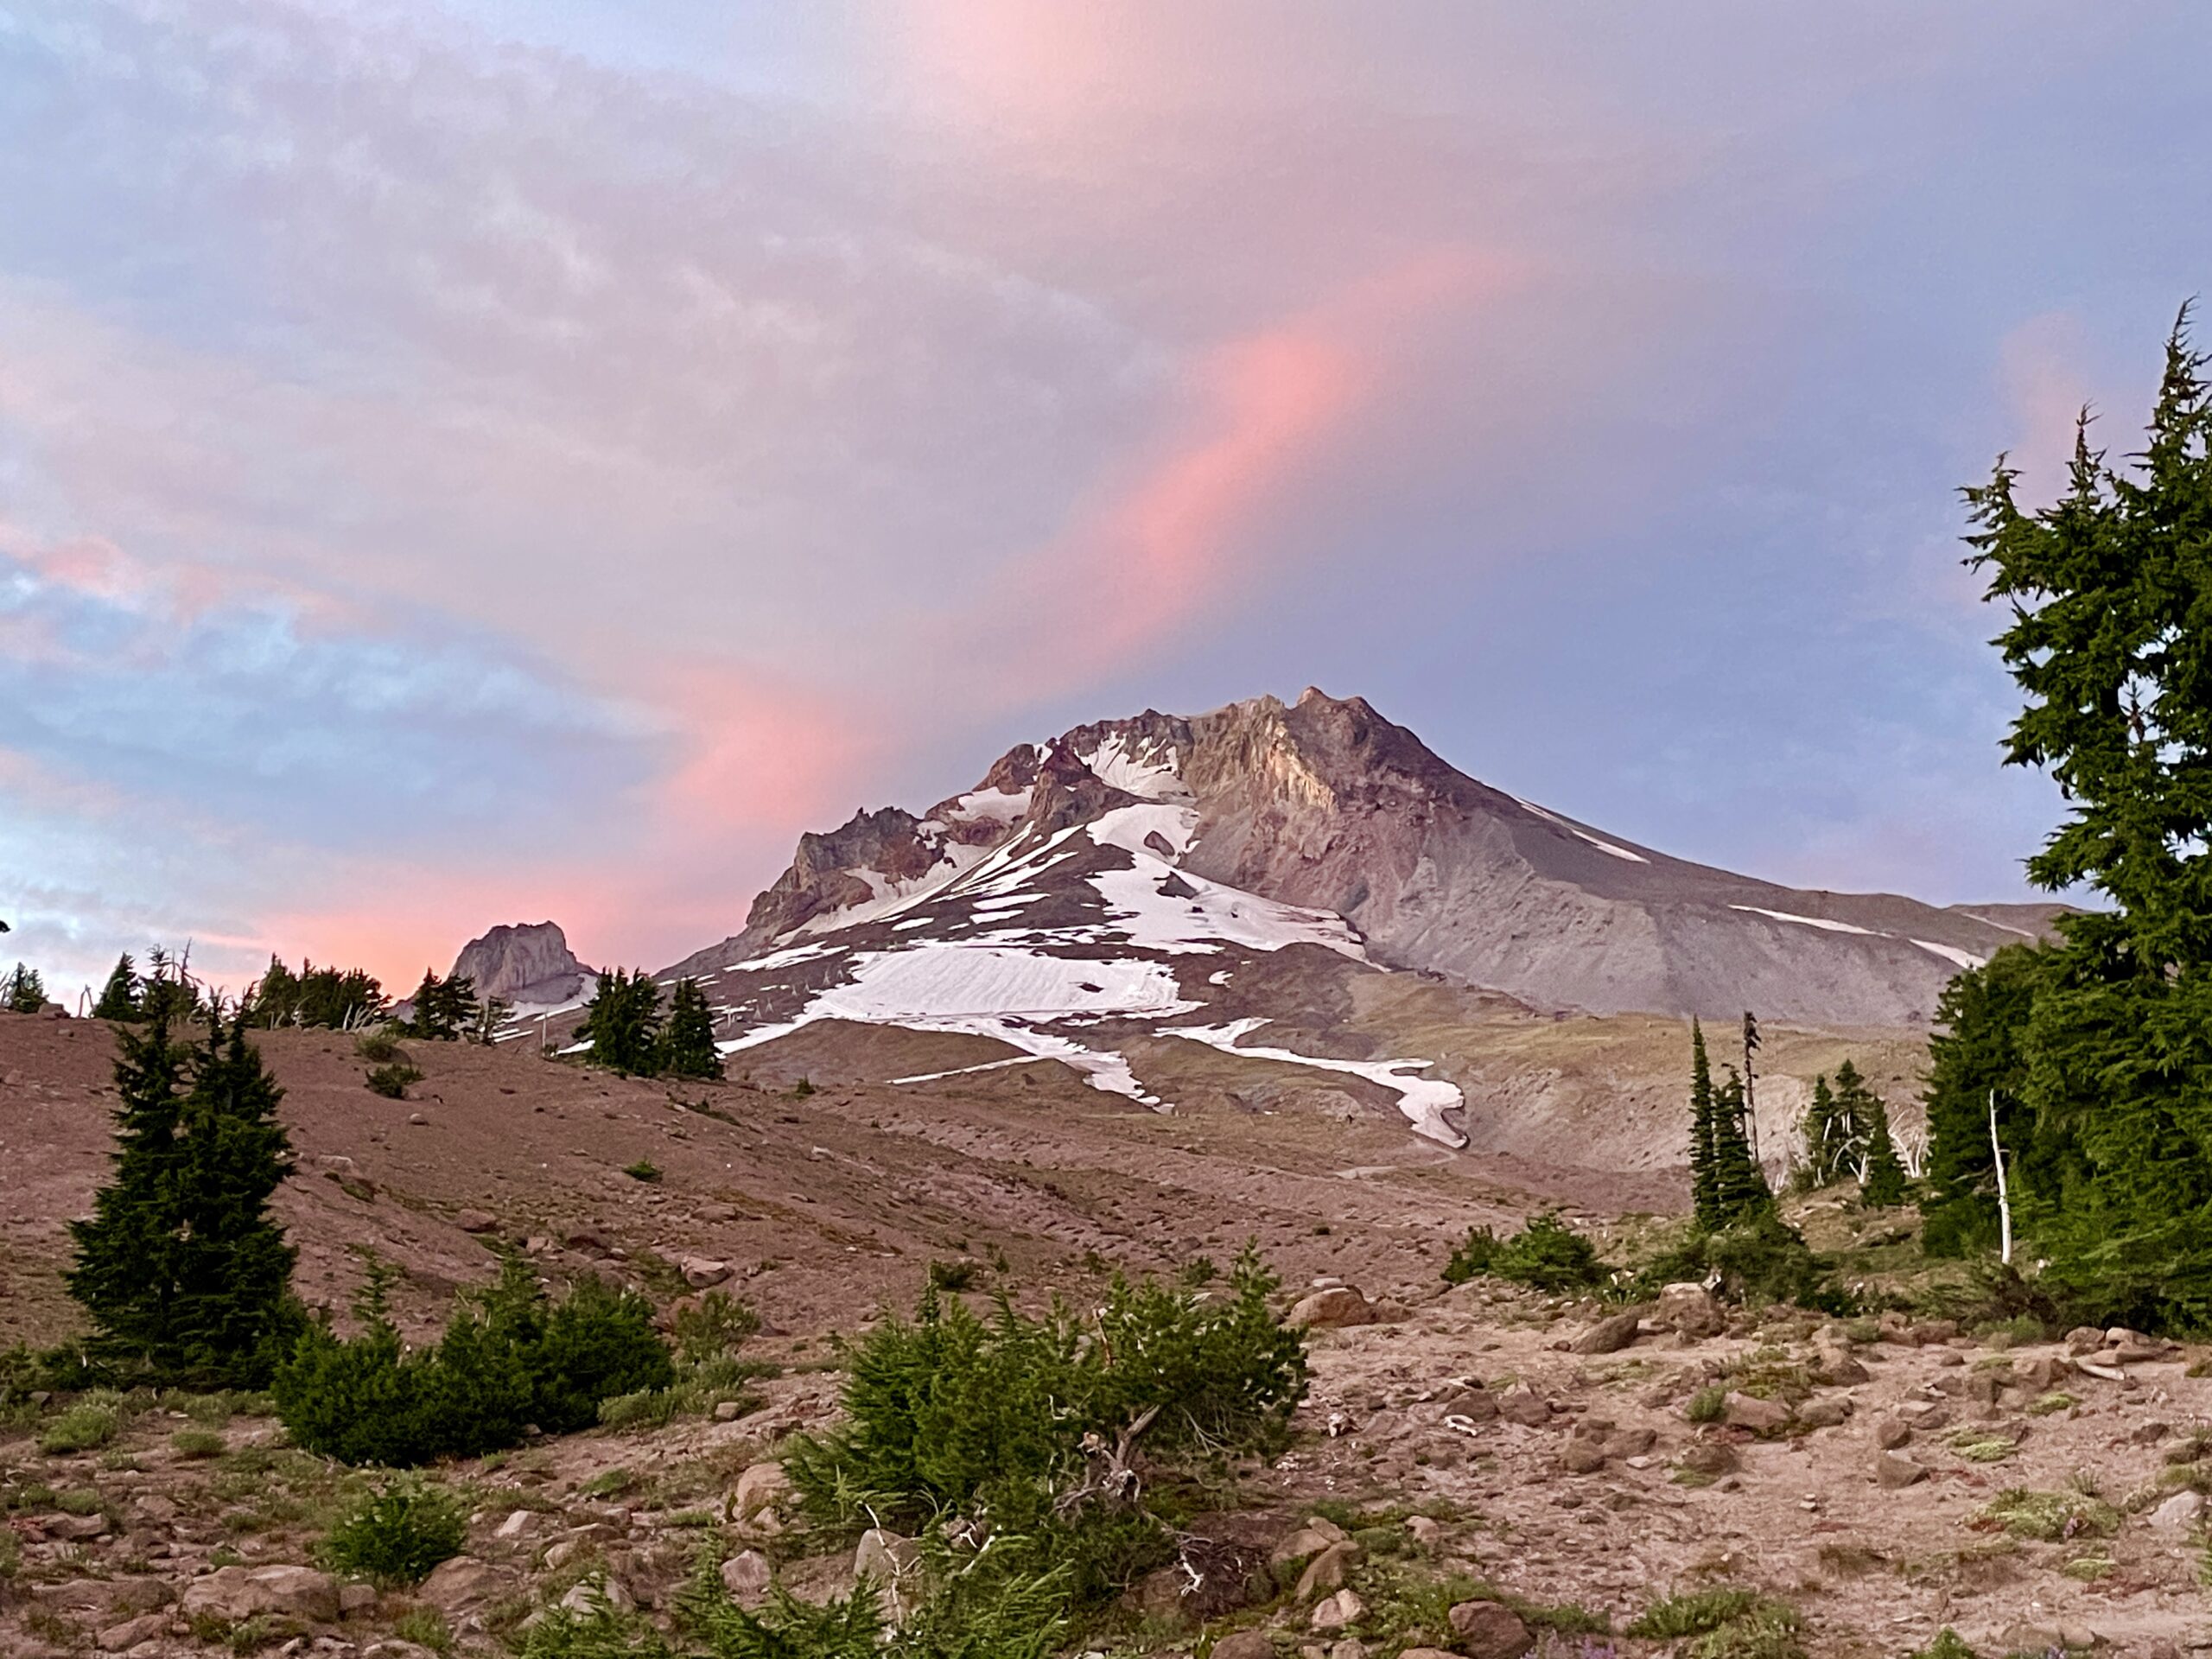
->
[1688,1020,1721,1228]
[1710,1066,1773,1224]
[578,969,664,1075]
[246,956,303,1027]
[1955,308,2212,1323]
[3,963,48,1013]
[658,977,723,1079]
[92,954,142,1022]
[66,1014,191,1373]
[1800,1075,1843,1187]
[170,1008,300,1379]
[1860,1097,1908,1207]
[1918,945,2055,1255]
[401,971,480,1041]
[65,1007,297,1385]
[139,946,200,1025]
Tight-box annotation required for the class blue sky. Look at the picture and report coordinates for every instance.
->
[3,0,2208,999]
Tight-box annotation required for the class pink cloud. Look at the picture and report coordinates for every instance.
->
[988,249,1523,696]
[1998,310,2094,506]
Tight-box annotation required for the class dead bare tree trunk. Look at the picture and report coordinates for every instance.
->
[1988,1089,2013,1267]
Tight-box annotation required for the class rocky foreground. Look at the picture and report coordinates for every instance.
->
[6,1274,2209,1659]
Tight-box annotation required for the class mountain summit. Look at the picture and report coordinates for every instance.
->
[617,691,2053,1148]
[674,689,2044,1024]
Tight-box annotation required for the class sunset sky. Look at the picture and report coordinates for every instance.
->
[5,2,2210,1001]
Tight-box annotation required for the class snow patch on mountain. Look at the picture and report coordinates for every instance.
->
[1162,1018,1466,1147]
[1731,905,1879,937]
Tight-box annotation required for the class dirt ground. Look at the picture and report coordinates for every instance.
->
[4,1009,2209,1658]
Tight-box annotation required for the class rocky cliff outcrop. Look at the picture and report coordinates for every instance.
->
[450,922,594,1009]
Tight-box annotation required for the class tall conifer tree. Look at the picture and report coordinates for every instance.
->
[92,954,141,1022]
[1711,1067,1772,1223]
[1860,1098,1908,1208]
[658,978,723,1079]
[66,1007,297,1384]
[1688,1020,1721,1229]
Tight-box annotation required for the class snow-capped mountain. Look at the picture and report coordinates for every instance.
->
[451,921,594,1014]
[616,689,2052,1149]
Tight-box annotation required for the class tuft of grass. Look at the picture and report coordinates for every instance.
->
[1630,1588,1804,1659]
[174,1427,227,1460]
[1910,1631,1979,1659]
[2025,1391,2077,1416]
[39,1399,121,1455]
[1948,1431,2019,1464]
[622,1159,663,1183]
[1973,1488,2120,1542]
[391,1606,454,1656]
[925,1258,978,1293]
[1685,1385,1729,1425]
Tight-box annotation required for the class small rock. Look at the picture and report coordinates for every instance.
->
[339,1582,377,1617]
[679,1255,733,1289]
[1570,1311,1644,1356]
[1873,1417,1911,1450]
[1797,1395,1853,1429]
[1405,1515,1443,1548]
[407,1112,428,1126]
[1723,1392,1790,1433]
[1211,1634,1274,1659]
[457,1210,499,1234]
[1289,1287,1376,1329]
[560,1575,635,1616]
[2064,1325,2105,1356]
[1873,1450,1926,1489]
[494,1509,533,1540]
[855,1528,920,1588]
[1448,1598,1535,1659]
[1560,1439,1609,1475]
[720,1549,772,1605]
[712,1400,745,1422]
[1438,1387,1498,1423]
[1816,1351,1872,1386]
[1497,1387,1554,1427]
[416,1554,514,1616]
[732,1461,792,1525]
[1309,1588,1364,1633]
[1676,1439,1738,1477]
[1656,1282,1726,1339]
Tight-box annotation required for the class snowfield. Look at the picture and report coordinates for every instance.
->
[1163,1018,1467,1148]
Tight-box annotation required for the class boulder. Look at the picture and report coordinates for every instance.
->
[1560,1439,1609,1475]
[1438,1387,1498,1423]
[1723,1393,1790,1433]
[1873,1451,1926,1489]
[1676,1440,1738,1477]
[1655,1282,1725,1339]
[1570,1311,1644,1355]
[680,1255,734,1289]
[1309,1588,1364,1633]
[720,1549,772,1605]
[1289,1287,1376,1329]
[1815,1351,1872,1387]
[181,1565,340,1624]
[457,1209,499,1234]
[1872,1417,1911,1450]
[1269,1527,1338,1567]
[1449,1599,1535,1659]
[733,1461,793,1525]
[95,1612,168,1652]
[416,1554,516,1616]
[1211,1634,1275,1659]
[854,1529,920,1594]
[1405,1515,1443,1548]
[1294,1541,1360,1601]
[2151,1491,2206,1532]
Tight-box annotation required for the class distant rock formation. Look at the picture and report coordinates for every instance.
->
[450,922,594,1011]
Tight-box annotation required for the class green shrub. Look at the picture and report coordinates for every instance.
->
[1910,1630,1978,1659]
[601,1292,767,1430]
[355,1031,405,1064]
[319,1473,467,1587]
[1444,1211,1605,1292]
[926,1258,978,1293]
[621,1160,662,1184]
[1633,1211,1847,1312]
[272,1257,672,1465]
[782,1243,1306,1639]
[365,1062,423,1099]
[39,1399,120,1455]
[1684,1384,1729,1424]
[1974,1487,2120,1541]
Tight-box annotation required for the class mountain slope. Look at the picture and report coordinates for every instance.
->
[577,689,2047,1152]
